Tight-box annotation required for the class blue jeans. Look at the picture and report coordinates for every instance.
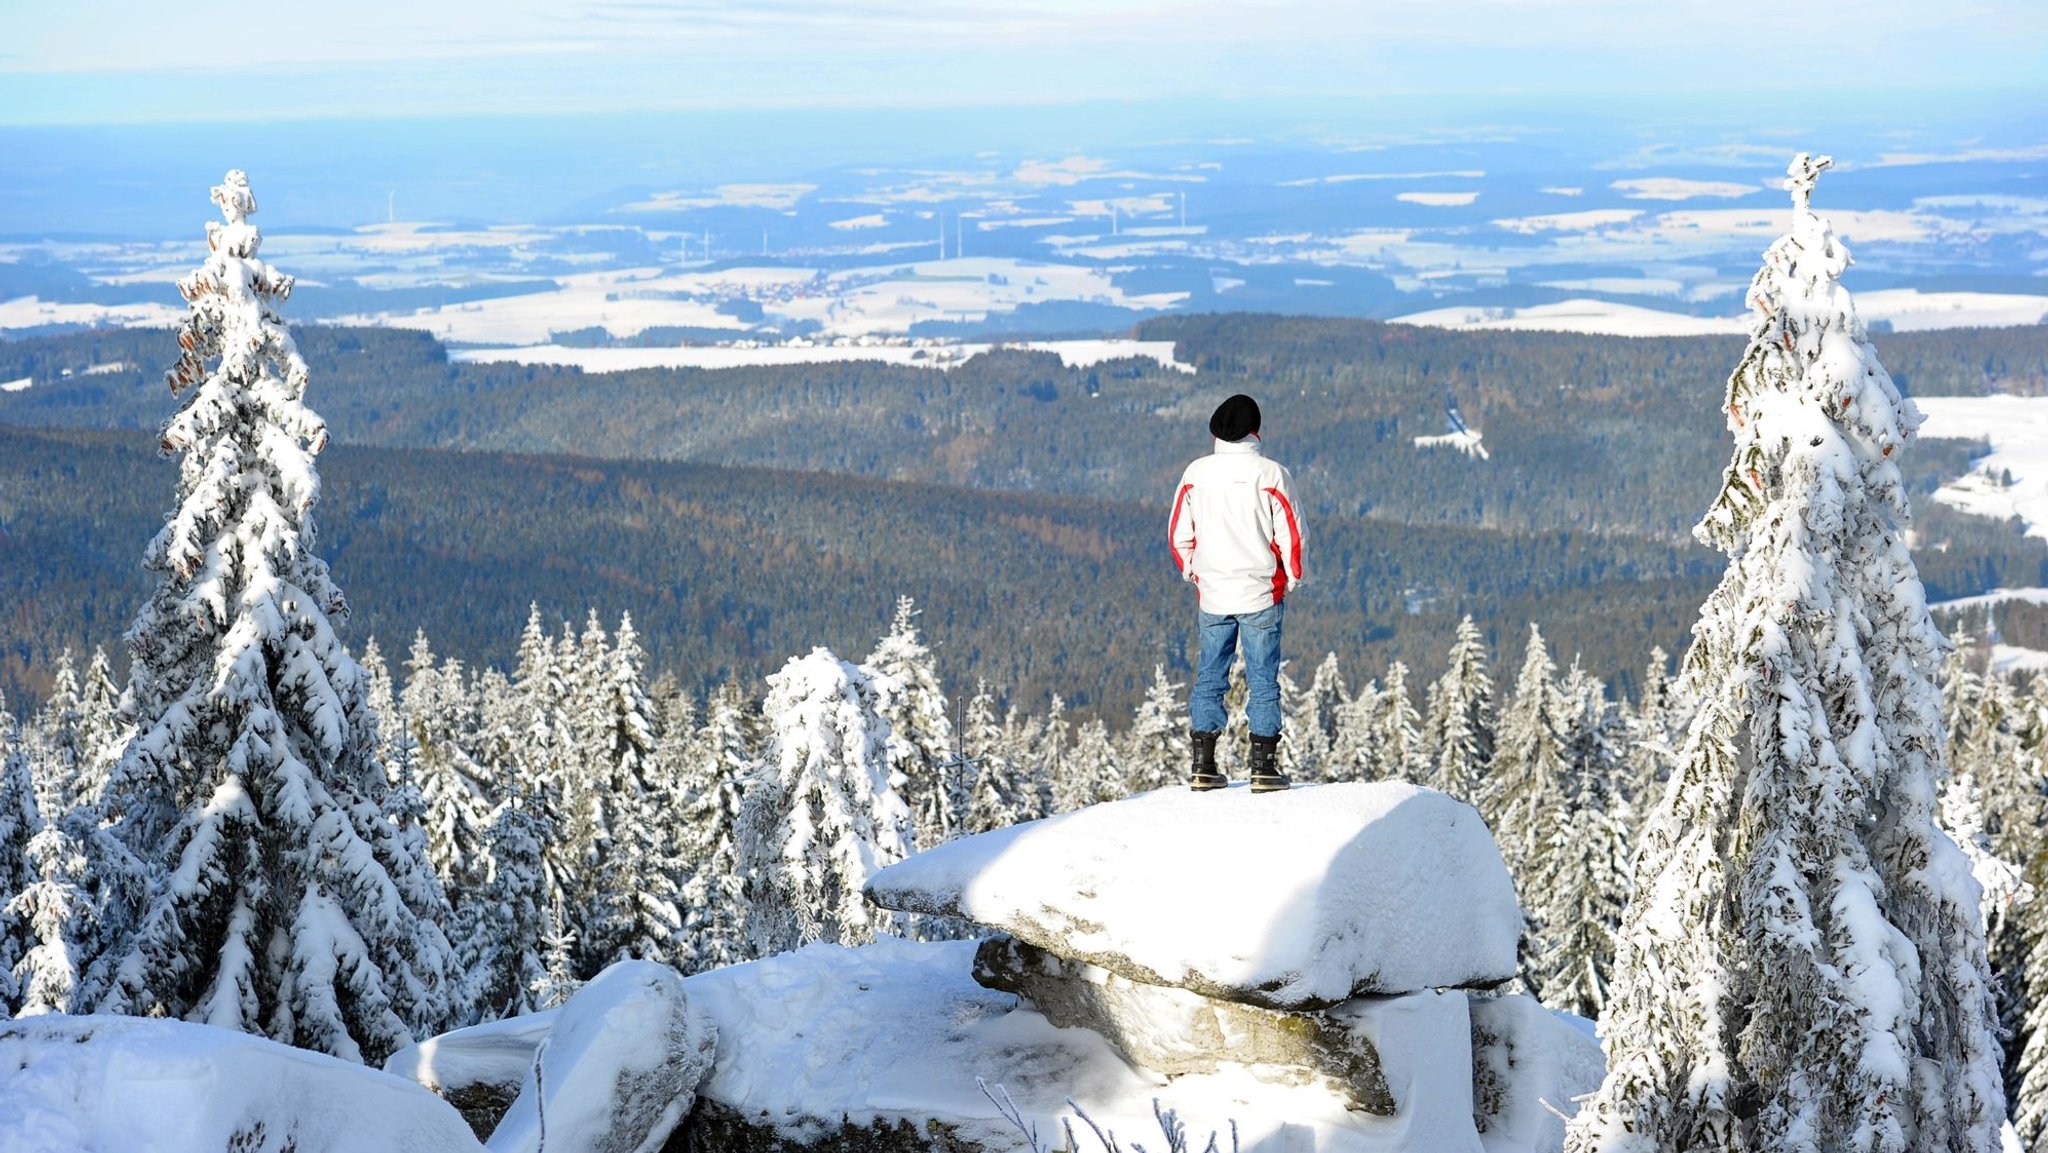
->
[1189,603,1283,738]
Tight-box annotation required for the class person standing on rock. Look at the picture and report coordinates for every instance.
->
[1168,393,1306,792]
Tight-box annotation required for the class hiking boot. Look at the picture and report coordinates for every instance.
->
[1248,733,1289,793]
[1189,730,1226,791]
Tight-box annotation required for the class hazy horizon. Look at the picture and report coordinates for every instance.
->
[6,0,2043,126]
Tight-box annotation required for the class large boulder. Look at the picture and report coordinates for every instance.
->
[972,935,1396,1114]
[867,781,1521,1009]
[385,1010,558,1138]
[0,1014,484,1153]
[488,960,718,1153]
[672,936,1478,1153]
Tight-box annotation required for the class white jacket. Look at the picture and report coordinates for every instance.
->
[1168,437,1306,614]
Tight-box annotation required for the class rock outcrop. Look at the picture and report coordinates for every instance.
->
[386,1011,557,1138]
[866,781,1521,1009]
[971,934,1399,1114]
[854,781,1562,1148]
[487,961,718,1153]
[390,781,1597,1153]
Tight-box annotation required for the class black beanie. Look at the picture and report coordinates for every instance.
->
[1209,394,1261,442]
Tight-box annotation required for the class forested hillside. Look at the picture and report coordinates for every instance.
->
[6,320,2045,543]
[0,423,1728,716]
[2,317,2042,715]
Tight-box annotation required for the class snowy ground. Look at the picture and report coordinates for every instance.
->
[1,1015,485,1153]
[448,337,1193,374]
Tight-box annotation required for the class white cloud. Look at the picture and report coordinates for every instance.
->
[1397,191,1480,207]
[1874,144,2048,168]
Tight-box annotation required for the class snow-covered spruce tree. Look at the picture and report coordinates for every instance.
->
[1424,615,1495,802]
[359,637,399,766]
[1029,696,1068,819]
[0,721,38,1013]
[1564,155,2004,1153]
[1050,697,1106,814]
[467,782,553,1019]
[1482,624,1567,884]
[10,808,92,1016]
[1372,661,1427,782]
[675,680,757,972]
[96,171,455,1063]
[1621,646,1680,824]
[475,607,584,963]
[737,648,915,955]
[1065,717,1125,809]
[31,650,84,816]
[1123,665,1188,794]
[2012,848,2048,1145]
[1527,661,1634,1020]
[532,894,582,1010]
[963,682,1024,834]
[864,596,958,850]
[1943,632,2040,866]
[580,612,683,970]
[996,699,1052,826]
[400,631,493,909]
[1287,652,1347,784]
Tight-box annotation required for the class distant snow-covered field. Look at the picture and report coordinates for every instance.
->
[0,296,183,331]
[1395,293,2048,339]
[450,338,1195,374]
[329,256,1185,346]
[1393,299,1749,338]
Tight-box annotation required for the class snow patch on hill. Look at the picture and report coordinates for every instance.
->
[1395,292,2048,339]
[1917,395,2048,538]
[1393,299,1747,338]
[0,296,183,332]
[1414,428,1490,459]
[1857,289,2048,332]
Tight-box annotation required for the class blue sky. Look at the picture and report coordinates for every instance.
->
[4,0,2045,125]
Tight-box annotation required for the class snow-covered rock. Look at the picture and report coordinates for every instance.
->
[866,781,1521,1007]
[677,936,1486,1153]
[973,934,1399,1113]
[486,961,717,1153]
[1467,995,1605,1153]
[0,1014,484,1153]
[385,1009,558,1137]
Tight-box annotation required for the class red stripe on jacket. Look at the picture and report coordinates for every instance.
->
[1264,486,1303,579]
[1168,483,1195,573]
